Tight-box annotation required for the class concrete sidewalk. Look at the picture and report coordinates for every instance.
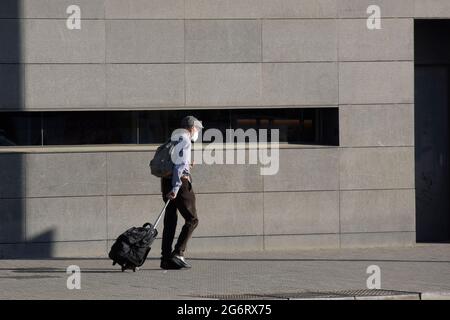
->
[0,244,449,300]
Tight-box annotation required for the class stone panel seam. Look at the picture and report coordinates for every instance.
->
[262,171,265,250]
[0,188,417,200]
[183,0,186,107]
[337,7,341,249]
[0,231,417,245]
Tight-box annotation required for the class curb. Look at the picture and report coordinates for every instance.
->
[354,294,420,300]
[421,292,450,300]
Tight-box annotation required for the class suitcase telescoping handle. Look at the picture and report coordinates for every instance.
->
[153,199,171,229]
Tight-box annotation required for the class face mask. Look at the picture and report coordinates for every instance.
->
[191,129,199,142]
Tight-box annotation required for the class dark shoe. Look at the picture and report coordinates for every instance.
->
[171,254,192,269]
[160,259,182,270]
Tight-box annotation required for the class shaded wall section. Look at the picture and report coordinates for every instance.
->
[0,1,25,257]
[0,1,55,258]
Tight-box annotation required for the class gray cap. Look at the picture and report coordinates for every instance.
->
[181,115,204,129]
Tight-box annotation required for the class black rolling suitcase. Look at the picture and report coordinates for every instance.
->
[109,199,171,272]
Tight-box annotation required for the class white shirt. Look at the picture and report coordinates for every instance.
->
[170,129,192,196]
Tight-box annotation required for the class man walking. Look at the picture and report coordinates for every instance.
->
[160,116,203,270]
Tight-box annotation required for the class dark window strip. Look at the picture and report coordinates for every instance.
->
[0,108,339,147]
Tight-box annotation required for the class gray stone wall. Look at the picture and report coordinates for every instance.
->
[2,0,448,257]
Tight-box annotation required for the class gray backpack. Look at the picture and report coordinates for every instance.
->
[149,138,180,178]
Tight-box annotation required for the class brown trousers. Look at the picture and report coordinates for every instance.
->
[160,177,199,259]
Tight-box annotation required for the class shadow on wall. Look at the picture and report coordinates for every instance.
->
[0,1,54,258]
